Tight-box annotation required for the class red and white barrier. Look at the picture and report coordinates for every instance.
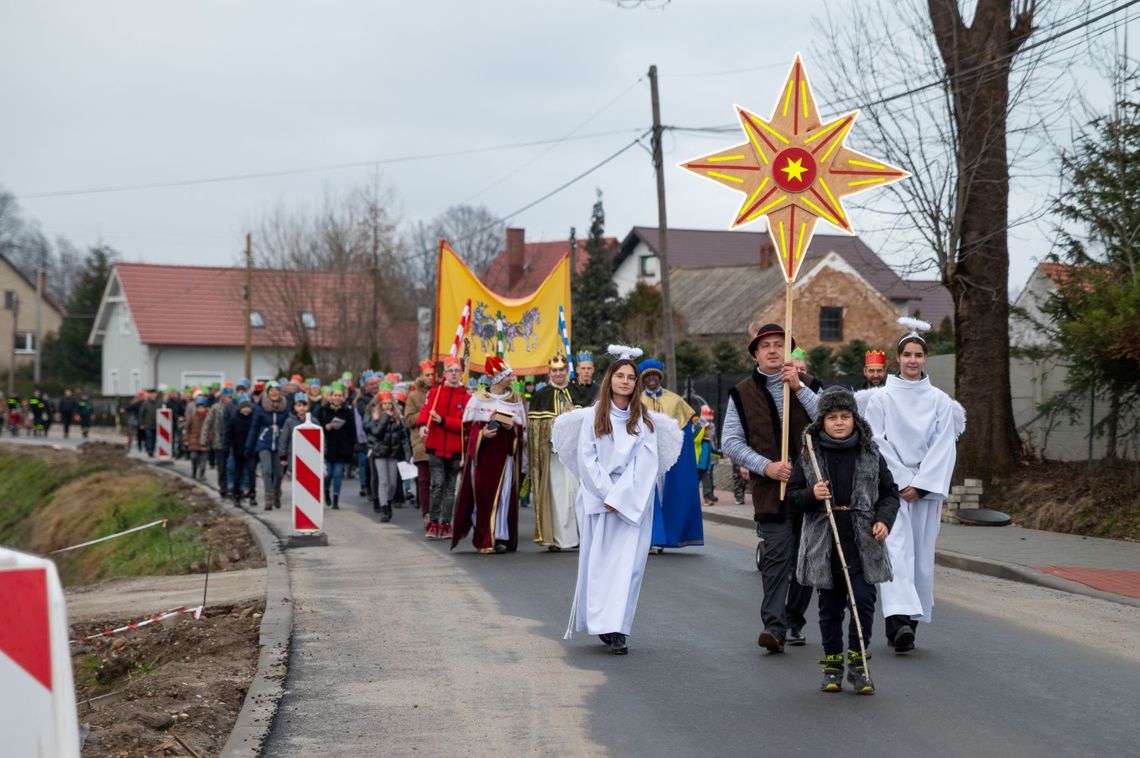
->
[291,413,324,533]
[156,407,173,460]
[0,547,80,758]
[73,605,203,644]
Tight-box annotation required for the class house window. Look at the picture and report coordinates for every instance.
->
[14,331,35,354]
[819,307,843,342]
[130,369,142,395]
[250,310,265,329]
[300,311,317,330]
[639,254,655,277]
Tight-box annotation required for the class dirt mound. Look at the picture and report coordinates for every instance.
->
[0,442,264,586]
[72,599,264,757]
[991,459,1140,541]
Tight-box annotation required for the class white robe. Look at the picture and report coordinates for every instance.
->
[864,374,965,623]
[554,403,679,638]
[547,451,580,548]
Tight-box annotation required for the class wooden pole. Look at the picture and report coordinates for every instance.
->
[780,279,793,499]
[243,233,253,381]
[648,64,677,391]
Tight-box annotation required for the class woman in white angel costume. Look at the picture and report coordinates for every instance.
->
[552,345,684,655]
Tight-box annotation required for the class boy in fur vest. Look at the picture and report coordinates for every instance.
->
[787,387,899,695]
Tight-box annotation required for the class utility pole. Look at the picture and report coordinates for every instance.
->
[6,291,18,397]
[648,64,677,390]
[33,269,43,383]
[243,233,253,380]
[568,226,577,280]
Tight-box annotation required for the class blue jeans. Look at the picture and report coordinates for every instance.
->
[144,427,156,456]
[356,449,369,493]
[325,461,347,501]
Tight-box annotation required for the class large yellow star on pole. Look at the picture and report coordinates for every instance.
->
[679,55,909,282]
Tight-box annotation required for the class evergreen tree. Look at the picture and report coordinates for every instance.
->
[570,191,622,350]
[1043,80,1140,458]
[42,246,114,385]
[711,338,745,374]
[672,339,711,378]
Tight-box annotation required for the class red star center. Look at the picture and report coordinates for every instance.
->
[773,147,816,193]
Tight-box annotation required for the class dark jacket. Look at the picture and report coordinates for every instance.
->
[728,370,813,522]
[365,412,410,460]
[786,418,899,589]
[246,394,291,456]
[139,398,159,429]
[228,410,255,458]
[317,403,357,463]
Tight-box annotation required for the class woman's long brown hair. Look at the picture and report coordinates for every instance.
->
[593,358,655,438]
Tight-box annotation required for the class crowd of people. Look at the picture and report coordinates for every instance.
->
[2,388,94,438]
[119,314,961,694]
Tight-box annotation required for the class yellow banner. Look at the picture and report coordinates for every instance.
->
[434,240,571,376]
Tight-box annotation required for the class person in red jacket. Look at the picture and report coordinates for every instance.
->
[416,356,470,540]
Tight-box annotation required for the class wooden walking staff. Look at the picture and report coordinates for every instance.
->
[677,55,909,496]
[805,434,870,680]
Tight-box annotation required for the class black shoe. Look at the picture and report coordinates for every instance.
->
[758,630,785,654]
[609,633,628,655]
[359,489,368,497]
[332,496,340,510]
[819,653,844,693]
[380,508,392,523]
[372,500,381,512]
[786,627,807,646]
[493,541,508,554]
[893,625,915,653]
[847,649,875,694]
[598,633,613,646]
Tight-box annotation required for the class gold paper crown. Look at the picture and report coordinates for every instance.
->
[549,352,568,369]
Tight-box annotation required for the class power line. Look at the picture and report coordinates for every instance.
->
[15,127,646,200]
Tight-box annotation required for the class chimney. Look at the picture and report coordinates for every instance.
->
[507,227,525,291]
[759,240,774,268]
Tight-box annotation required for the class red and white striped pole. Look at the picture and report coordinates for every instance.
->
[156,408,173,462]
[291,412,324,536]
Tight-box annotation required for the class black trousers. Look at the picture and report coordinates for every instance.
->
[757,515,813,636]
[818,569,877,655]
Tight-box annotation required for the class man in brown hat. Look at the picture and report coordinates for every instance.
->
[722,323,820,653]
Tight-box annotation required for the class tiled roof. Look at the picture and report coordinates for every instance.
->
[482,237,618,297]
[620,226,919,300]
[109,263,415,367]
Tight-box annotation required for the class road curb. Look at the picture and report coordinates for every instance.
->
[702,507,1140,609]
[145,462,294,757]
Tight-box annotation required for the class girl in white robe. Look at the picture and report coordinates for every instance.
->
[862,321,965,651]
[552,350,683,655]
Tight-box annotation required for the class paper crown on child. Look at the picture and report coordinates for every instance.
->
[700,406,714,419]
[483,356,513,385]
[790,347,807,360]
[418,359,436,374]
[378,390,393,403]
[548,352,568,369]
[864,350,887,367]
[576,351,594,364]
[442,355,462,368]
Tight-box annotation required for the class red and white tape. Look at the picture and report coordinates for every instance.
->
[50,519,168,555]
[156,408,173,459]
[72,605,204,644]
[291,413,324,533]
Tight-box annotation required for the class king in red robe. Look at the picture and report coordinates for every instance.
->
[451,356,528,554]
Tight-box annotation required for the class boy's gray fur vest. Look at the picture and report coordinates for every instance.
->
[796,416,893,589]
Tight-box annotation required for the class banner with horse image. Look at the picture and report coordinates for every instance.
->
[433,240,571,376]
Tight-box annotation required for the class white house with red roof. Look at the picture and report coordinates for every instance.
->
[88,262,416,395]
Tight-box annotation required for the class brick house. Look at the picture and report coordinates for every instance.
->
[481,227,619,298]
[621,226,953,353]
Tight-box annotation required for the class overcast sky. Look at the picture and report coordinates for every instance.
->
[2,0,1134,295]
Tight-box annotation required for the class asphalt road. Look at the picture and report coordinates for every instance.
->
[263,488,1139,757]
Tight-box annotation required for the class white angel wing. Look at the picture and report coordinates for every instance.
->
[853,387,878,416]
[650,410,685,474]
[551,406,594,481]
[951,400,966,439]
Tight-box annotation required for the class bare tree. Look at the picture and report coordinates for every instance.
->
[814,0,1072,482]
[252,175,413,375]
